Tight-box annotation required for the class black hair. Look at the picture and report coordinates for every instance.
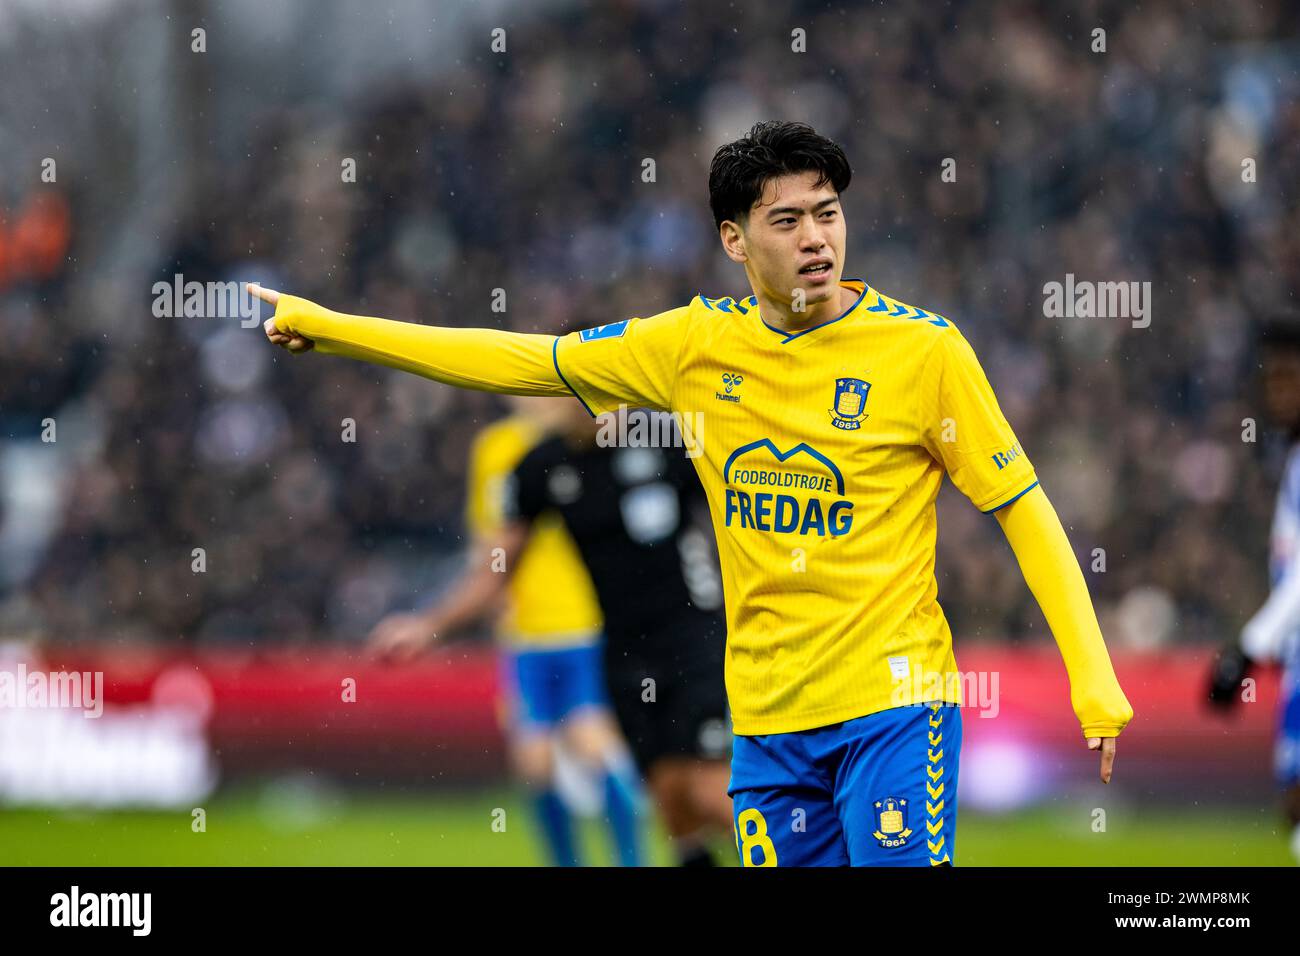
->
[708,121,852,231]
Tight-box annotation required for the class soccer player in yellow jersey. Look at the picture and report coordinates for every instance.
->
[368,398,644,866]
[256,120,1134,866]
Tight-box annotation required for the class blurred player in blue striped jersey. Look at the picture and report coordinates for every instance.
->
[1209,317,1300,864]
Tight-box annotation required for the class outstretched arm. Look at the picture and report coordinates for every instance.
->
[993,483,1134,783]
[253,284,570,396]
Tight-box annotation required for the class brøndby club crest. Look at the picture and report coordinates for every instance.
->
[873,796,912,847]
[830,377,870,430]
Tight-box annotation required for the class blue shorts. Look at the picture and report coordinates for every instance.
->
[1276,663,1300,788]
[729,702,962,867]
[500,641,608,733]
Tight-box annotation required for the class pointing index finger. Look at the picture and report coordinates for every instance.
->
[1092,737,1117,784]
[247,283,280,306]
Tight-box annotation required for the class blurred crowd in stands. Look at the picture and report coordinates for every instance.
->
[1,0,1297,650]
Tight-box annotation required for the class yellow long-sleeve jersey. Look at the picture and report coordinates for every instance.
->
[270,280,1133,738]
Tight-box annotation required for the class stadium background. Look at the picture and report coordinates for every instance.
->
[0,0,1297,864]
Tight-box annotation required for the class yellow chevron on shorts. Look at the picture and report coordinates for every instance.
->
[927,705,950,866]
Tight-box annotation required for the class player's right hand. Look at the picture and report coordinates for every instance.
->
[1206,644,1253,709]
[249,283,317,353]
[367,611,440,662]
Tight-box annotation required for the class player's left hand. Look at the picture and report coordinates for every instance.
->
[1086,736,1117,784]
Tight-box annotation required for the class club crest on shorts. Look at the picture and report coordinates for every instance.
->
[830,377,870,430]
[873,796,912,847]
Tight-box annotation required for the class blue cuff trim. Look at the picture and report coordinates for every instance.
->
[552,337,596,418]
[982,480,1040,514]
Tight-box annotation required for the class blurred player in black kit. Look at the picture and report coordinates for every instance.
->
[503,401,733,866]
[374,398,733,866]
